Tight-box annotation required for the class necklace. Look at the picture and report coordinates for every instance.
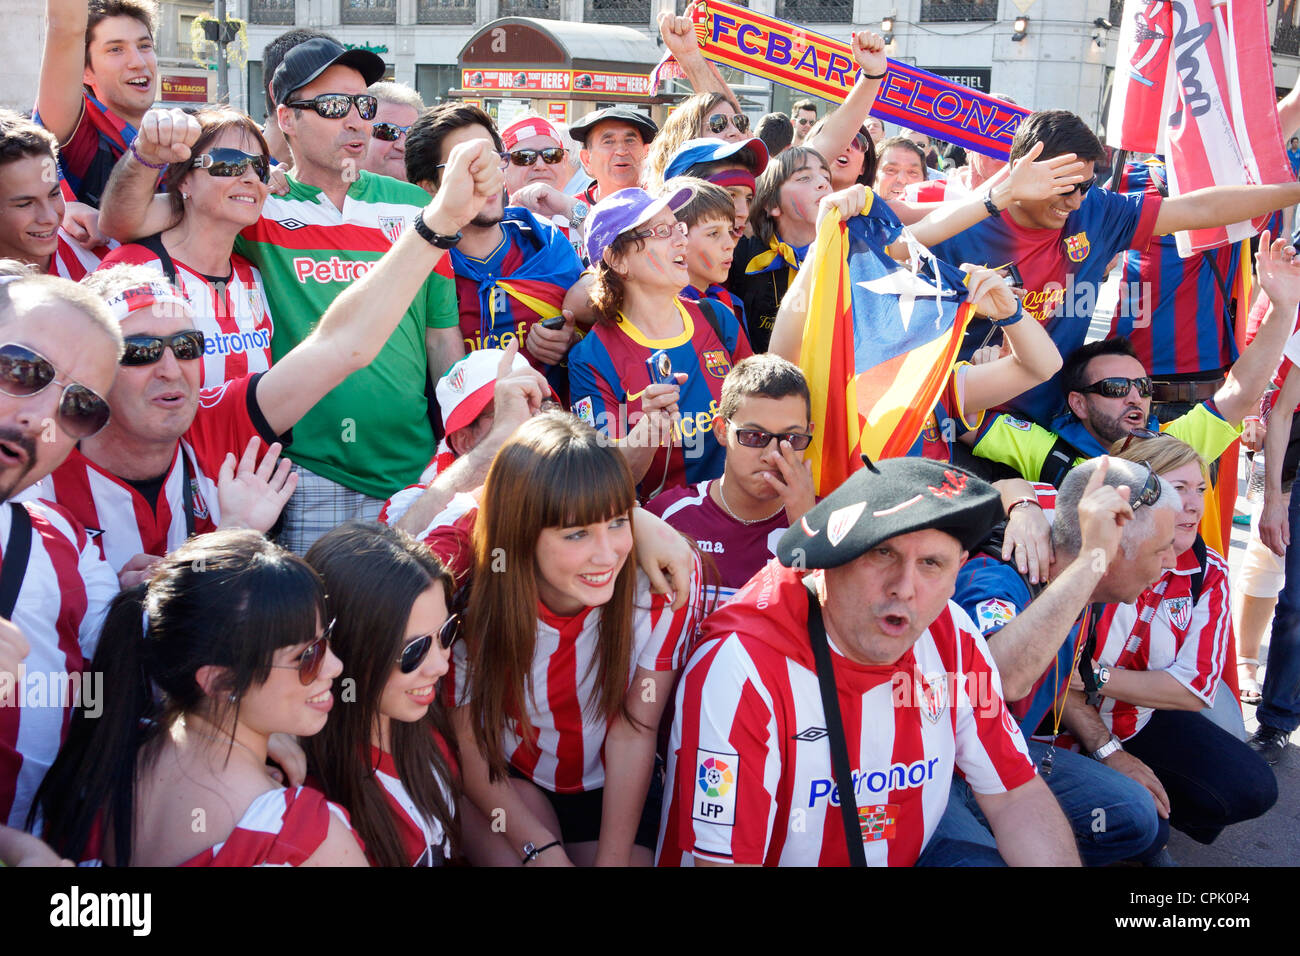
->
[716,476,784,526]
[181,719,267,769]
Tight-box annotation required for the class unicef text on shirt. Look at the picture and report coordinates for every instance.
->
[588,403,719,460]
[1019,276,1152,327]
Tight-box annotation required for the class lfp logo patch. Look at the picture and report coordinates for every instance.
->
[975,598,1017,634]
[693,749,737,827]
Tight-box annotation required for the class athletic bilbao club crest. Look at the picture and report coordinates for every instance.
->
[1163,596,1193,631]
[190,477,210,521]
[246,287,262,320]
[447,362,467,393]
[918,673,948,723]
[826,501,865,547]
[1064,232,1091,263]
[379,216,406,244]
[703,349,731,379]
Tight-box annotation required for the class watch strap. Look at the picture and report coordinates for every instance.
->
[413,213,461,249]
[982,195,1002,218]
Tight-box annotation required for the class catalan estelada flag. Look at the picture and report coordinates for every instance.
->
[800,202,975,495]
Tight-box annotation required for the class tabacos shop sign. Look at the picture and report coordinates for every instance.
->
[160,74,210,103]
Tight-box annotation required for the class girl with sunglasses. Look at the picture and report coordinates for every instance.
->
[450,412,703,866]
[303,521,461,867]
[98,108,276,389]
[645,94,752,191]
[1095,435,1278,846]
[33,530,368,866]
[569,186,754,498]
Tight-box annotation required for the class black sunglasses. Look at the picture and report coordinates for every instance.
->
[1129,460,1163,512]
[729,420,812,451]
[707,112,750,135]
[190,148,270,184]
[120,330,206,367]
[1066,177,1096,198]
[0,342,111,439]
[1080,376,1154,400]
[372,121,411,142]
[508,146,566,167]
[270,618,336,686]
[396,613,463,674]
[285,93,378,121]
[1116,426,1161,455]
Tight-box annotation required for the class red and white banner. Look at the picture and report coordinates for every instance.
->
[1107,0,1292,256]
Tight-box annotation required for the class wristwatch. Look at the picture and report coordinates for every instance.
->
[569,199,590,233]
[521,839,561,864]
[1094,664,1111,690]
[1089,734,1123,761]
[413,213,461,249]
[982,195,1002,218]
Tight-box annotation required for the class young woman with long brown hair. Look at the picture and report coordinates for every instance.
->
[304,520,461,867]
[451,412,703,866]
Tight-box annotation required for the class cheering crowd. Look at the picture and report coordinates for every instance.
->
[1,0,1299,867]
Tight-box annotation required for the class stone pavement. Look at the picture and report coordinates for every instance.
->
[1164,452,1298,866]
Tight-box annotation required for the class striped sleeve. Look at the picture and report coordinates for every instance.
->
[636,553,704,671]
[665,636,782,865]
[1167,554,1232,705]
[950,619,1037,796]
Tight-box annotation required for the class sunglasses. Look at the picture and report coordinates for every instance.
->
[285,93,379,121]
[629,221,688,242]
[1129,460,1163,512]
[270,618,336,686]
[795,117,813,127]
[434,151,510,174]
[0,342,111,440]
[1116,426,1161,456]
[847,133,869,153]
[707,112,750,135]
[395,613,463,674]
[371,121,411,142]
[1066,178,1096,198]
[190,148,270,185]
[120,330,206,367]
[508,146,566,167]
[729,420,813,451]
[1079,375,1154,399]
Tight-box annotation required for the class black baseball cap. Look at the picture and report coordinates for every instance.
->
[271,37,387,107]
[777,458,1003,570]
[569,107,658,147]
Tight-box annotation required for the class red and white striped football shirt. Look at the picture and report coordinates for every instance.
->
[658,561,1037,867]
[39,374,282,573]
[0,500,118,829]
[48,228,112,281]
[97,244,275,389]
[452,555,703,794]
[370,745,454,867]
[176,787,357,867]
[1093,544,1231,741]
[377,440,457,531]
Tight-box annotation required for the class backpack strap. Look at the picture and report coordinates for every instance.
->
[133,232,180,288]
[1039,434,1087,488]
[1189,535,1208,605]
[694,297,734,364]
[0,502,33,620]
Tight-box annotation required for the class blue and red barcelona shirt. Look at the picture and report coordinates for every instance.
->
[1109,159,1240,379]
[34,93,136,209]
[568,297,753,498]
[680,282,747,332]
[931,185,1162,425]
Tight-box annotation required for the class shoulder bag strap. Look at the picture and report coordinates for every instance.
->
[0,502,33,620]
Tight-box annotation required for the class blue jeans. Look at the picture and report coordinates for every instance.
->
[921,741,1165,866]
[1123,709,1277,844]
[1260,488,1300,734]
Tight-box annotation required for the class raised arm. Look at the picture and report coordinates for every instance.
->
[1260,366,1300,556]
[1154,182,1300,237]
[959,269,1063,418]
[1215,232,1300,426]
[657,6,740,112]
[35,0,92,144]
[255,139,504,436]
[804,32,887,166]
[97,108,197,239]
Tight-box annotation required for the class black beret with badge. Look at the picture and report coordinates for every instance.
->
[777,458,1003,570]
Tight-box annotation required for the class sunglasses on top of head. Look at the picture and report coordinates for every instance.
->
[707,112,750,135]
[270,618,336,686]
[120,330,206,367]
[285,93,379,121]
[0,342,111,439]
[395,613,463,674]
[1128,460,1163,512]
[190,148,270,185]
[372,122,411,142]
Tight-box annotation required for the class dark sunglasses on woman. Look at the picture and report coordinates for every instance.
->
[396,613,463,673]
[371,122,411,142]
[0,342,111,439]
[508,147,566,167]
[285,93,379,121]
[120,330,207,367]
[707,112,750,135]
[270,618,336,685]
[190,148,270,185]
